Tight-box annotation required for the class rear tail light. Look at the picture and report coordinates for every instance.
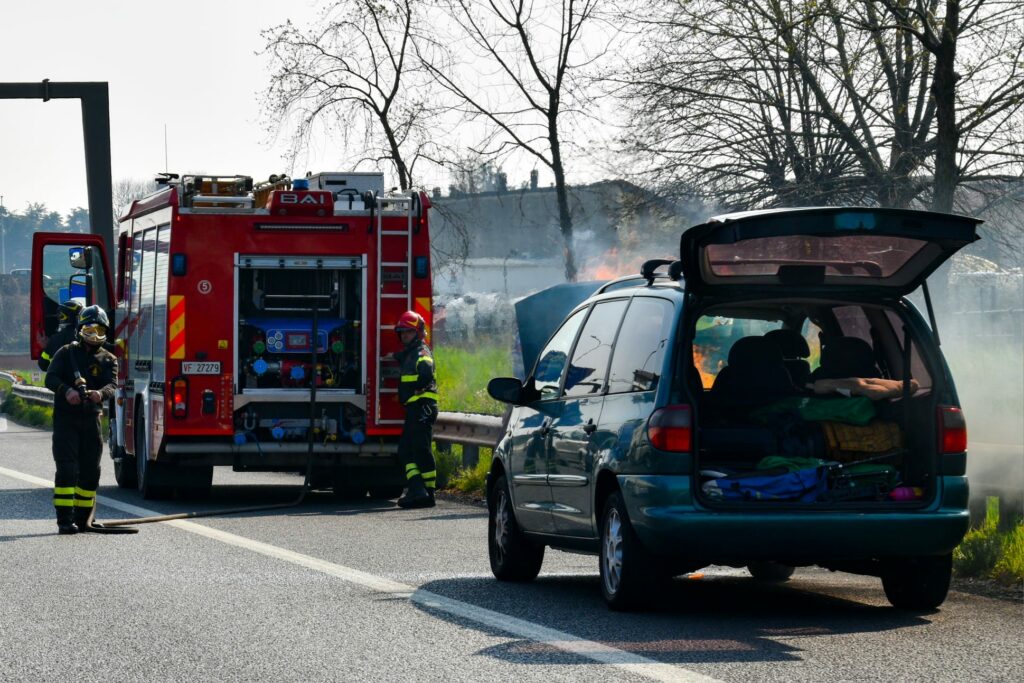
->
[938,405,967,454]
[172,376,188,419]
[647,404,692,452]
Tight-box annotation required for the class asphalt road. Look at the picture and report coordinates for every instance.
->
[2,417,1021,682]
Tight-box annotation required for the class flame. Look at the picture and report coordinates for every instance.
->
[579,247,645,281]
[692,344,719,388]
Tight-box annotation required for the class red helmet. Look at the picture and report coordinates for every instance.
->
[395,310,425,336]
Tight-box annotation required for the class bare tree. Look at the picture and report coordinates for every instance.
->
[871,0,1024,212]
[621,0,1024,213]
[112,178,158,228]
[262,0,443,190]
[419,0,615,281]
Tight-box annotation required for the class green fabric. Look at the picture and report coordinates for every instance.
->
[756,456,827,472]
[750,396,876,426]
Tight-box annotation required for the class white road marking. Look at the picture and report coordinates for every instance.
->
[0,464,723,683]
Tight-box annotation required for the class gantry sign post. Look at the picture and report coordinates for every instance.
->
[0,80,114,260]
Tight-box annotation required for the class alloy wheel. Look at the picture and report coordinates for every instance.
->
[602,508,624,596]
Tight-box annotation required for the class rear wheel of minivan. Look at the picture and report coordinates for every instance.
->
[600,492,662,611]
[881,553,953,611]
[489,475,544,581]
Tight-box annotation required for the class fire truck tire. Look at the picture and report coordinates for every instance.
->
[135,416,173,500]
[176,466,214,500]
[333,484,368,501]
[109,414,138,489]
[368,486,405,500]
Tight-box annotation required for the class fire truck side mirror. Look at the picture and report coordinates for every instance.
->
[69,246,92,270]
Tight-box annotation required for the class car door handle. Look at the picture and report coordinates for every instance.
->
[583,420,597,434]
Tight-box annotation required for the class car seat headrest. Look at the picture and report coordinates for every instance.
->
[763,328,811,359]
[728,336,784,369]
[819,336,879,378]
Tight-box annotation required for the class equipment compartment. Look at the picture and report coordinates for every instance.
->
[237,260,363,392]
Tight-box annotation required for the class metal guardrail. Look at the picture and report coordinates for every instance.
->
[2,370,54,405]
[11,384,54,405]
[434,411,504,467]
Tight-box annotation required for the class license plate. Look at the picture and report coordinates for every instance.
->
[181,362,221,375]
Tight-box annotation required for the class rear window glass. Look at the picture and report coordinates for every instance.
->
[705,235,928,278]
[606,298,674,394]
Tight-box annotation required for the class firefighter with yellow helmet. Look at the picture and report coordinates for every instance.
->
[392,310,439,509]
[43,305,118,534]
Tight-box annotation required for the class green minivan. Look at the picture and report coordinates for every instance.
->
[486,207,978,611]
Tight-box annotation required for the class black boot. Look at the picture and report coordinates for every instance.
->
[56,507,77,535]
[397,479,433,509]
[74,507,95,533]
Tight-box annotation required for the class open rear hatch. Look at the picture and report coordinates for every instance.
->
[680,207,980,294]
[679,208,978,510]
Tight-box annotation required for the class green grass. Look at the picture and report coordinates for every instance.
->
[1,392,54,429]
[435,343,510,416]
[954,497,1024,585]
[431,341,507,499]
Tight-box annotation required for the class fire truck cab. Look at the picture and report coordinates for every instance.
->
[30,172,433,499]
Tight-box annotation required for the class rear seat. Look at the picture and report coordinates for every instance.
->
[703,336,797,461]
[808,336,882,381]
[763,328,812,387]
[709,336,797,410]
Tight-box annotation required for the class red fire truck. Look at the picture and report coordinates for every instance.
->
[30,172,433,499]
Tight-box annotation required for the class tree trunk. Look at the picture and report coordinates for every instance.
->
[931,0,960,213]
[549,128,577,282]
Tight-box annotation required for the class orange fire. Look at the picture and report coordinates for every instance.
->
[580,247,646,281]
[692,344,719,388]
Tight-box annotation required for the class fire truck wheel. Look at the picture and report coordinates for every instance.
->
[109,414,137,489]
[368,486,404,500]
[177,466,213,500]
[135,415,173,500]
[333,484,368,501]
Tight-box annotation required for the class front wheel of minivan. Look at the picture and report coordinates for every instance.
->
[600,492,661,611]
[881,554,953,611]
[748,562,795,582]
[488,475,544,581]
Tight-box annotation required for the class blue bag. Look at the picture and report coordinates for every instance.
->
[703,467,827,502]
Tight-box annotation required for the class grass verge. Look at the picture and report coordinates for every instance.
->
[1,392,54,429]
[954,497,1024,585]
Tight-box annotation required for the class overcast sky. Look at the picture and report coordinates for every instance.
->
[0,0,339,216]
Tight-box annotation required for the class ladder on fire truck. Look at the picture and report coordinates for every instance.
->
[375,193,417,425]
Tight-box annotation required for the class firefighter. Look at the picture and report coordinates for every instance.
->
[43,305,118,534]
[392,310,439,509]
[37,298,85,371]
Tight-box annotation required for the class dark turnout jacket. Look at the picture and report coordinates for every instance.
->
[44,342,118,415]
[395,339,438,405]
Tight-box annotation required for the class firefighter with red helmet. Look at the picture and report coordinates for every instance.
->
[43,305,118,534]
[392,310,439,508]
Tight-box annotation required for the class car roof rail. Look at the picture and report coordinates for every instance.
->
[595,258,683,293]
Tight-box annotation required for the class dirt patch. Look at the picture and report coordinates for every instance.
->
[951,576,1023,603]
[437,488,486,508]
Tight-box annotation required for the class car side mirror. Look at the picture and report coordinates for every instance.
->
[488,377,527,405]
[69,246,92,270]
